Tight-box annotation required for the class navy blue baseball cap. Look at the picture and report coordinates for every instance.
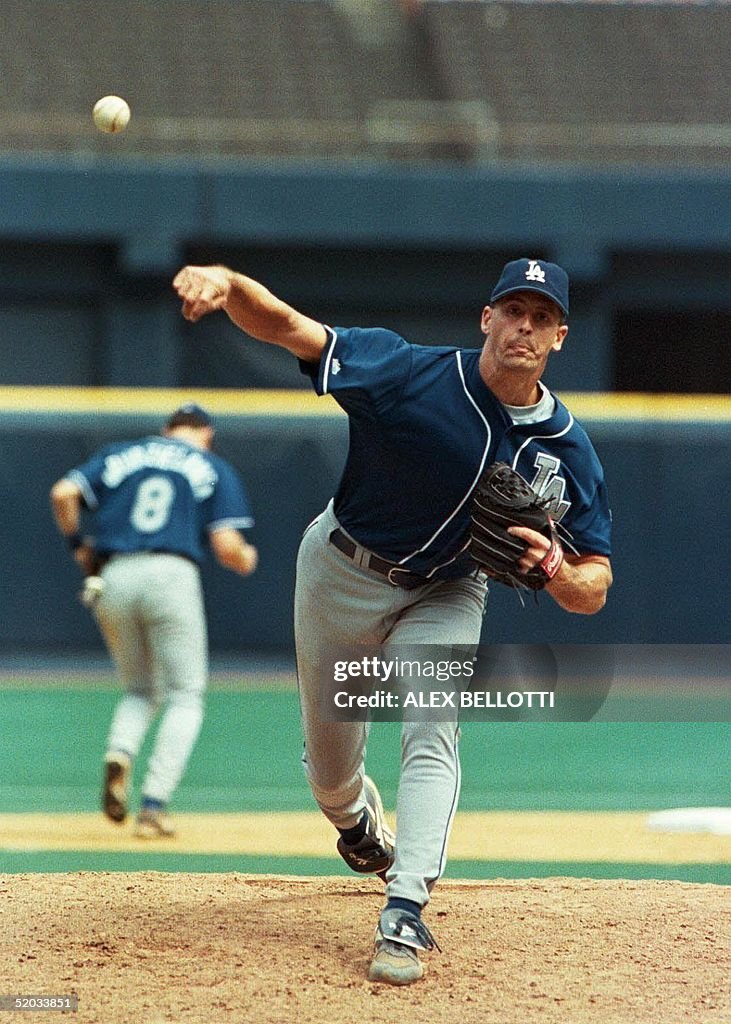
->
[490,258,569,318]
[165,402,214,428]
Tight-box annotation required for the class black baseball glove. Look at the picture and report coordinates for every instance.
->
[468,462,564,591]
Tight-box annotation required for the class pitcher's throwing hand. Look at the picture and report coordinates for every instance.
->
[173,265,233,321]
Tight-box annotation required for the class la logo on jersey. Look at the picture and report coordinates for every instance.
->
[525,260,546,283]
[530,453,571,521]
[332,358,341,375]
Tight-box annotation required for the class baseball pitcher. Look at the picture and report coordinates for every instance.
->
[172,259,612,983]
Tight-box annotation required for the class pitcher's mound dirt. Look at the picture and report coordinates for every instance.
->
[3,873,728,1024]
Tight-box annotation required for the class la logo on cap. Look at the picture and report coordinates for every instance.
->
[490,257,570,317]
[525,260,546,283]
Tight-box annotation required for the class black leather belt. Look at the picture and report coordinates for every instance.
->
[329,528,429,591]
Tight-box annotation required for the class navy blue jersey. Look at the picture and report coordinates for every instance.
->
[67,436,254,565]
[300,326,611,578]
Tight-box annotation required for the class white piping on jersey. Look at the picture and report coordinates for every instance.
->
[321,326,338,395]
[398,350,492,570]
[67,470,98,510]
[509,412,575,470]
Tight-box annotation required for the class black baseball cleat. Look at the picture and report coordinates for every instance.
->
[101,753,131,824]
[336,776,395,878]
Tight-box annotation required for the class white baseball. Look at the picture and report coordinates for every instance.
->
[92,95,131,134]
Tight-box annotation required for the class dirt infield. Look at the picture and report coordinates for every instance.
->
[3,874,729,1024]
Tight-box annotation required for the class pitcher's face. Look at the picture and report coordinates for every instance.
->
[481,292,567,374]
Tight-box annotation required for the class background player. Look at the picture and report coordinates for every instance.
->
[50,403,258,838]
[172,258,612,982]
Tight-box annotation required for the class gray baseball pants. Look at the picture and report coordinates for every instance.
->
[294,502,487,907]
[93,553,208,805]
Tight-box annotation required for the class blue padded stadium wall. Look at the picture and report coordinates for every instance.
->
[1,408,728,654]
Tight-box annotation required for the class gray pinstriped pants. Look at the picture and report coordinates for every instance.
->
[294,502,487,907]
